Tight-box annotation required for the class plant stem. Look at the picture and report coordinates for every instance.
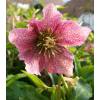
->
[48,73,55,85]
[60,74,70,99]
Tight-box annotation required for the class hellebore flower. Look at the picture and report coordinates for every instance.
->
[9,4,91,76]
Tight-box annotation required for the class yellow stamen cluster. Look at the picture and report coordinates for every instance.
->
[36,29,57,56]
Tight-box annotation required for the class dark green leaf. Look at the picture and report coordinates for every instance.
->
[6,74,26,87]
[69,79,92,100]
[79,66,94,82]
[74,56,81,76]
[7,81,49,100]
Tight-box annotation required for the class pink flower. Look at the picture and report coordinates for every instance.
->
[9,4,91,76]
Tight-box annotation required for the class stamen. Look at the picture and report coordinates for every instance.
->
[36,43,42,47]
[36,29,57,57]
[51,50,55,57]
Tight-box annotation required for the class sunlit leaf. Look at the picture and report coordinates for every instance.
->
[16,22,27,28]
[22,70,48,89]
[6,73,26,87]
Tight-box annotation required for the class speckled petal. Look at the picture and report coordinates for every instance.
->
[42,3,62,32]
[43,3,62,20]
[47,54,74,77]
[28,19,45,32]
[25,57,40,75]
[9,28,37,52]
[55,20,91,46]
[18,45,37,63]
[29,4,62,34]
[39,47,74,77]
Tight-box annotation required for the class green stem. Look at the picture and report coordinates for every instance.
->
[60,74,70,99]
[48,73,55,85]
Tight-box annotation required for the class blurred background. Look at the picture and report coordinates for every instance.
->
[7,0,94,31]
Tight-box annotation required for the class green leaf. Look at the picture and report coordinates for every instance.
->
[22,70,48,89]
[51,86,62,100]
[56,5,65,10]
[74,56,81,76]
[69,79,92,100]
[7,81,49,100]
[16,22,27,28]
[79,66,94,82]
[6,74,26,87]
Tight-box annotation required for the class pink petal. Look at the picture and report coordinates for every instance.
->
[25,57,40,75]
[39,46,74,77]
[28,19,44,32]
[29,18,62,36]
[47,55,74,77]
[18,46,37,63]
[29,4,62,34]
[9,28,37,52]
[55,20,91,46]
[39,54,48,71]
[64,59,74,76]
[18,45,41,75]
[43,3,62,20]
[42,3,62,32]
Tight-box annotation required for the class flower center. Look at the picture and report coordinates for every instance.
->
[36,30,56,55]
